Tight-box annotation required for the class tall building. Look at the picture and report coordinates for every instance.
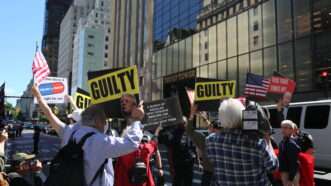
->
[15,80,34,120]
[42,0,73,76]
[71,0,111,92]
[153,0,202,43]
[151,0,331,118]
[58,0,110,93]
[57,5,86,83]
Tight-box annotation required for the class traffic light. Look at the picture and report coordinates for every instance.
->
[320,70,328,78]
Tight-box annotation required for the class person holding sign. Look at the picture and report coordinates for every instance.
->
[32,85,144,186]
[276,92,293,127]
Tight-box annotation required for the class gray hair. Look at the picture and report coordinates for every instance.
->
[219,98,245,129]
[80,104,106,127]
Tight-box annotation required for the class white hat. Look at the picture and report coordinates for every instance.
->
[281,120,295,129]
[68,109,82,122]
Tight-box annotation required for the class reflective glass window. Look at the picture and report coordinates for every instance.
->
[238,11,249,54]
[217,22,227,60]
[218,60,227,80]
[263,0,276,47]
[228,57,238,81]
[193,33,200,67]
[263,47,277,77]
[200,65,208,78]
[209,62,217,79]
[227,17,237,57]
[250,4,262,50]
[279,43,294,79]
[161,49,167,76]
[186,37,193,70]
[209,25,217,63]
[250,50,263,75]
[277,0,293,43]
[167,46,173,74]
[293,0,311,38]
[238,54,249,95]
[179,40,185,72]
[295,38,312,91]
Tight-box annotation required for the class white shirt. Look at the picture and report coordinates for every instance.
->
[59,121,143,186]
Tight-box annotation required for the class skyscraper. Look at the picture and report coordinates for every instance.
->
[42,0,73,76]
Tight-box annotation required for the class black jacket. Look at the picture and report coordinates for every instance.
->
[278,137,300,181]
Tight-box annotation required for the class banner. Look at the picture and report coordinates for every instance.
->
[36,77,68,104]
[74,88,91,110]
[143,96,183,128]
[268,76,296,95]
[87,66,140,118]
[194,80,236,111]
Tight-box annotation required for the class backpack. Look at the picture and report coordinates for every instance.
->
[296,132,314,152]
[129,148,147,184]
[45,131,106,186]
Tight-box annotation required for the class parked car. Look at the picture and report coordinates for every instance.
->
[23,122,34,129]
[7,124,16,139]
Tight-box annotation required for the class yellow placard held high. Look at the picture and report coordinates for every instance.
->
[88,66,140,105]
[195,80,236,101]
[74,90,91,110]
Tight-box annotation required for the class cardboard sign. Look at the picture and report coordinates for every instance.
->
[74,88,91,110]
[195,80,236,101]
[268,76,296,95]
[36,77,68,104]
[87,66,140,118]
[143,96,183,128]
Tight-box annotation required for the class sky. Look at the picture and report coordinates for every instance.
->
[0,0,45,105]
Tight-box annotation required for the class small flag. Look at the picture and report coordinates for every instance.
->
[244,73,270,98]
[32,51,50,84]
[185,88,195,106]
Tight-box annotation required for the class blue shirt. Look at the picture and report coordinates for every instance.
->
[59,121,143,186]
[206,129,278,186]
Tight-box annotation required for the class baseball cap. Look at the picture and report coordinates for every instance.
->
[67,109,82,122]
[12,152,35,162]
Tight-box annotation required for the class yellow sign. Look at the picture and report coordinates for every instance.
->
[74,92,91,110]
[88,66,140,104]
[195,80,236,101]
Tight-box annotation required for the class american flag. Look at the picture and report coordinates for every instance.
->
[32,51,50,84]
[244,73,270,97]
[185,88,195,106]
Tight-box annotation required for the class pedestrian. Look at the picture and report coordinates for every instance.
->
[33,126,41,155]
[7,152,44,186]
[279,120,300,186]
[18,124,23,137]
[276,92,293,126]
[206,98,278,186]
[166,117,196,186]
[186,104,221,186]
[114,126,163,186]
[32,84,144,186]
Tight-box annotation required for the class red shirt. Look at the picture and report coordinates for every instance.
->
[299,152,315,186]
[114,140,158,186]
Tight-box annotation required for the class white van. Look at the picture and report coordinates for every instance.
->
[264,100,331,170]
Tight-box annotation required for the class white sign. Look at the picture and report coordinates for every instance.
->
[35,77,68,104]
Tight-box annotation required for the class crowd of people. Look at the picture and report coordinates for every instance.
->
[0,85,317,186]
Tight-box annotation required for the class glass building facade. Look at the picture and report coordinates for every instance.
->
[152,0,331,102]
[153,0,202,42]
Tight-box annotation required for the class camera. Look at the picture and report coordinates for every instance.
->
[242,100,272,137]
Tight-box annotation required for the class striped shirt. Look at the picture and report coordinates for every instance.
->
[206,129,278,186]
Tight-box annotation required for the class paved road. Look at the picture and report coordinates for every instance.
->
[4,130,331,185]
[5,129,61,163]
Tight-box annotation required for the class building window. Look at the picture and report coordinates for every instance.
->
[204,42,208,49]
[105,53,108,58]
[205,53,209,61]
[96,13,98,17]
[105,45,108,50]
[88,35,94,39]
[88,43,94,47]
[101,1,104,7]
[253,7,259,16]
[253,36,259,45]
[105,36,109,41]
[88,52,94,56]
[253,21,259,31]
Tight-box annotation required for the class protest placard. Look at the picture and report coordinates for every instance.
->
[87,66,140,118]
[35,77,68,104]
[143,96,183,128]
[74,88,91,110]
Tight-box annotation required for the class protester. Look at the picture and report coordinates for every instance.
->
[206,98,278,186]
[7,152,44,186]
[165,117,196,186]
[186,104,220,186]
[114,126,163,186]
[279,120,300,186]
[33,126,41,155]
[298,133,315,186]
[32,85,144,186]
[0,130,8,172]
[276,92,292,126]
